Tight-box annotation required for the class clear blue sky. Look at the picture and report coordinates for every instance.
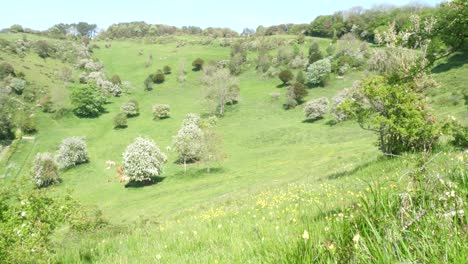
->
[2,0,443,32]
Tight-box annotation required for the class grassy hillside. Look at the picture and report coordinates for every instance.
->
[0,33,466,262]
[2,36,380,223]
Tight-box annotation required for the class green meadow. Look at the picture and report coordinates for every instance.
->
[1,29,466,262]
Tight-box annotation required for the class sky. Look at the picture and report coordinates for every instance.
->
[1,0,444,32]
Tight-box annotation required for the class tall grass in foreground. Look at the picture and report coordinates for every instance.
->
[289,152,467,263]
[54,152,467,263]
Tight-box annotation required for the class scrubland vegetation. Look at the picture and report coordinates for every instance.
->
[0,0,467,263]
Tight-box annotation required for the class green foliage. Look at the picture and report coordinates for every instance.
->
[163,65,172,75]
[308,42,323,64]
[296,71,305,84]
[0,188,74,263]
[110,74,121,85]
[113,113,127,129]
[0,62,15,79]
[289,154,467,262]
[35,40,52,59]
[278,69,293,84]
[284,82,308,109]
[152,71,165,83]
[20,115,37,134]
[121,100,139,117]
[144,75,153,91]
[306,58,332,86]
[9,24,24,33]
[31,152,60,188]
[152,104,170,119]
[192,58,204,71]
[340,76,440,154]
[70,84,106,117]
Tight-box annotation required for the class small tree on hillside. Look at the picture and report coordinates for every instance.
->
[200,118,225,173]
[121,100,139,117]
[173,115,204,173]
[202,68,239,116]
[152,70,165,83]
[340,76,440,154]
[110,74,122,85]
[278,69,294,85]
[163,65,172,74]
[31,152,60,188]
[113,112,128,128]
[144,76,153,91]
[304,97,329,121]
[123,137,167,182]
[192,58,204,71]
[70,84,106,117]
[296,70,306,84]
[308,42,323,64]
[56,137,89,169]
[153,104,170,119]
[306,58,331,86]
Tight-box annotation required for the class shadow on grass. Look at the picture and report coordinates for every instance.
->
[124,176,165,188]
[325,120,338,126]
[326,161,374,180]
[431,48,468,74]
[276,83,288,88]
[301,117,324,123]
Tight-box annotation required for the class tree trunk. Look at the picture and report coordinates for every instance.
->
[184,158,187,174]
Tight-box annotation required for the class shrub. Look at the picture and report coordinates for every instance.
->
[153,104,170,119]
[341,76,440,154]
[152,71,165,83]
[192,58,204,71]
[296,71,306,84]
[121,100,139,117]
[0,62,15,79]
[5,76,26,95]
[31,152,60,188]
[182,113,201,127]
[202,68,239,116]
[163,65,171,74]
[229,53,244,75]
[284,87,298,109]
[289,56,308,69]
[56,137,89,169]
[123,137,167,182]
[277,46,294,65]
[21,115,36,134]
[173,119,204,171]
[113,113,127,128]
[144,76,153,91]
[70,84,106,117]
[35,40,52,59]
[306,58,331,86]
[304,97,329,120]
[110,74,121,85]
[278,69,294,85]
[308,42,323,64]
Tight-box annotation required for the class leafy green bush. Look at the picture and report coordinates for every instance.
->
[152,70,165,83]
[278,69,293,85]
[192,58,204,71]
[70,84,106,117]
[110,74,121,85]
[339,76,440,154]
[113,113,127,128]
[144,75,153,91]
[0,62,15,79]
[308,42,323,64]
[163,65,171,74]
